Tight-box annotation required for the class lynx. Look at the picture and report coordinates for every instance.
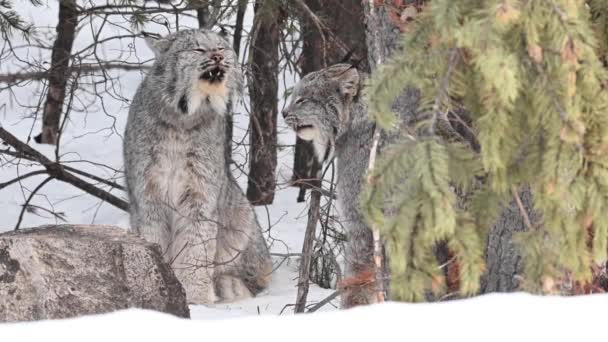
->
[124,29,271,305]
[282,64,379,307]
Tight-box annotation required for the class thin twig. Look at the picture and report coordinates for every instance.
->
[0,170,47,190]
[511,185,533,230]
[62,165,124,191]
[15,177,53,230]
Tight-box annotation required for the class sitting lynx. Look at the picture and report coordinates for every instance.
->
[282,64,378,307]
[124,29,271,304]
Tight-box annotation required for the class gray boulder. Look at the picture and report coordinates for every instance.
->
[0,225,190,322]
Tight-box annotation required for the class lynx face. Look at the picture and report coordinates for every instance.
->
[145,29,240,116]
[283,64,360,162]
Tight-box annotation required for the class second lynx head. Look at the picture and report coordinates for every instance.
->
[145,29,241,117]
[282,64,360,162]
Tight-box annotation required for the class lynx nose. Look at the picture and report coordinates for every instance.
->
[282,110,289,119]
[210,52,224,63]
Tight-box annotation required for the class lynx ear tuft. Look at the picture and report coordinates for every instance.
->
[327,64,360,98]
[143,32,173,57]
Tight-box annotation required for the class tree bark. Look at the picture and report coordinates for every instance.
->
[194,0,222,29]
[291,0,370,202]
[481,190,533,292]
[36,0,78,145]
[232,0,247,58]
[225,0,247,166]
[246,0,284,205]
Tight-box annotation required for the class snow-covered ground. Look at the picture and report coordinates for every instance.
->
[2,293,607,341]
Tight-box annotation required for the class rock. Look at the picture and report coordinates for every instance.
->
[0,225,190,322]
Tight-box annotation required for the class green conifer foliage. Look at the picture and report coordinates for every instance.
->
[363,0,608,300]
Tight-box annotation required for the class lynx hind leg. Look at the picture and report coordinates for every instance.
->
[238,226,272,295]
[341,225,377,308]
[169,210,219,305]
[215,202,272,301]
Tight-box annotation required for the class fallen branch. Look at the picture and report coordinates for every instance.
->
[306,290,341,313]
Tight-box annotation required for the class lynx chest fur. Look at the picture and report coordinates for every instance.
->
[144,122,223,208]
[124,29,271,305]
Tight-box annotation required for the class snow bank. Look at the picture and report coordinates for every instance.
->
[1,293,604,341]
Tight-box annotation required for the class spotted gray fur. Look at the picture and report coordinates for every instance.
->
[124,29,271,304]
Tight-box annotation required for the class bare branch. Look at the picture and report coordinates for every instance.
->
[0,127,129,212]
[0,170,47,190]
[15,176,53,230]
[0,63,149,84]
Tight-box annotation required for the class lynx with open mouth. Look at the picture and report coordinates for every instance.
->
[200,66,225,83]
[295,124,317,140]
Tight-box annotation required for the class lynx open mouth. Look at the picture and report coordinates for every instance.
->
[200,66,225,83]
[296,124,314,132]
[296,125,315,131]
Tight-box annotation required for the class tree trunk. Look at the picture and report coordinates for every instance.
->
[36,0,77,145]
[194,0,222,29]
[481,190,534,292]
[232,0,247,58]
[246,0,284,205]
[226,0,247,166]
[292,0,369,201]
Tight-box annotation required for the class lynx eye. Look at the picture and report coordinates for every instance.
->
[295,98,306,104]
[193,48,207,53]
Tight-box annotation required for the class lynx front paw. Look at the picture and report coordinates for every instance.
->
[184,282,218,305]
[215,275,253,303]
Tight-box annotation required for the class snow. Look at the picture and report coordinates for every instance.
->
[1,293,607,341]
